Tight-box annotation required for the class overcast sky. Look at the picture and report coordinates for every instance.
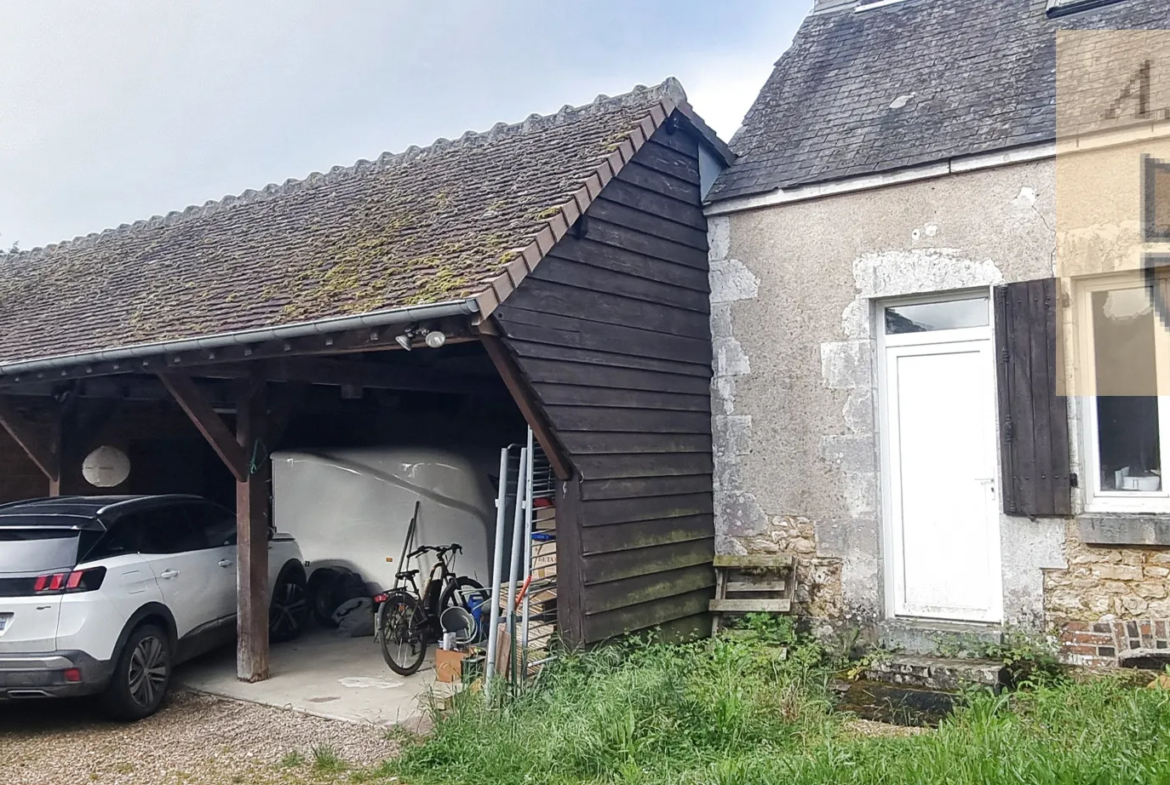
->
[0,1,806,250]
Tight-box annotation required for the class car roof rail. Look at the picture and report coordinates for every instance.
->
[95,494,205,516]
[0,495,89,511]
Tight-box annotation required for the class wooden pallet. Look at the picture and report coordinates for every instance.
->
[710,554,795,634]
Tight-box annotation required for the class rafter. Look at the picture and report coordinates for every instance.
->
[0,396,58,482]
[158,372,249,482]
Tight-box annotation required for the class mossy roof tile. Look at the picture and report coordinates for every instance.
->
[0,79,687,366]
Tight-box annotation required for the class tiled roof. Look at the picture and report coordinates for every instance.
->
[709,0,1170,203]
[0,79,691,367]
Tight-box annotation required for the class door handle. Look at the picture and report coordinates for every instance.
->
[218,559,233,568]
[159,569,180,580]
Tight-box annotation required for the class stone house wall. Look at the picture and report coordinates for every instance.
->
[710,157,1170,664]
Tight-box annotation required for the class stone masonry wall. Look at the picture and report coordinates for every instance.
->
[1047,521,1170,666]
[711,161,1060,635]
[735,515,843,620]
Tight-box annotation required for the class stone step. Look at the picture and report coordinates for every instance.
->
[834,679,955,727]
[864,655,1006,692]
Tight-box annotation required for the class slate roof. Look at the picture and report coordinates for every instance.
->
[709,0,1170,203]
[0,79,705,368]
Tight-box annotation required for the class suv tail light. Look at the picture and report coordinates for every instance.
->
[33,567,107,595]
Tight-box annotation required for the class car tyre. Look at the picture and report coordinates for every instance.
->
[269,566,310,643]
[308,568,341,628]
[100,623,172,722]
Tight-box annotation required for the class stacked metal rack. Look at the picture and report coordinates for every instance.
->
[485,428,558,690]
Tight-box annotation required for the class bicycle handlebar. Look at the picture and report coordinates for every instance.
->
[407,543,462,558]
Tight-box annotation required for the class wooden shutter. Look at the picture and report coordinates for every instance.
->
[994,278,1072,517]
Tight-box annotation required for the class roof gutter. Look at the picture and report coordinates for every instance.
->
[0,298,479,378]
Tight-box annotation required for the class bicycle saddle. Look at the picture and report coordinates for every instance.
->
[396,568,420,579]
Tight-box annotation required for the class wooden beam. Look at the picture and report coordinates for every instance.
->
[480,333,572,481]
[157,372,249,482]
[265,357,502,396]
[0,396,59,483]
[0,323,477,389]
[235,379,270,683]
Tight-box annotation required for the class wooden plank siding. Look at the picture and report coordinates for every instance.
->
[495,124,716,645]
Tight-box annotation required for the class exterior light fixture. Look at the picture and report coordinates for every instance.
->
[395,324,420,351]
[425,330,447,349]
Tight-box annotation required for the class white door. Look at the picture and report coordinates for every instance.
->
[880,296,1002,623]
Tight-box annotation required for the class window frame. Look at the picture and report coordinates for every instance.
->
[1076,272,1170,514]
[1145,155,1170,243]
[881,289,992,348]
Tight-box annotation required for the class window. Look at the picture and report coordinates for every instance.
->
[85,518,144,561]
[1145,156,1170,242]
[0,529,82,573]
[133,506,209,555]
[885,297,989,335]
[187,502,236,547]
[1046,0,1129,19]
[855,0,912,12]
[1078,273,1170,512]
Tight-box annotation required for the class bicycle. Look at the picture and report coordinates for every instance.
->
[375,543,488,676]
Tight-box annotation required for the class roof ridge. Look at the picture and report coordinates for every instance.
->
[12,77,686,261]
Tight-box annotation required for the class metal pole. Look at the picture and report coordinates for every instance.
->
[519,429,536,679]
[484,448,511,689]
[504,448,528,688]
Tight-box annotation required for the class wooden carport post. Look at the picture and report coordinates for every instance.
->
[235,379,270,683]
[158,371,269,682]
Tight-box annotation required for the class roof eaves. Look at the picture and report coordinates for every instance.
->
[470,94,685,320]
[0,298,479,380]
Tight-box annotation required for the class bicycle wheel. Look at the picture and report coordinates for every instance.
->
[378,591,428,676]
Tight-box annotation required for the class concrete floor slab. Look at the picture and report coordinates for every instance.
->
[176,627,444,728]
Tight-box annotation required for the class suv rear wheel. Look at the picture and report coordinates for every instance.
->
[269,566,309,643]
[100,623,171,721]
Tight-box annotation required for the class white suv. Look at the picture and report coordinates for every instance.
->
[0,495,309,720]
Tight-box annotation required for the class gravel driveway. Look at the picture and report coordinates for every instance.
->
[0,689,403,785]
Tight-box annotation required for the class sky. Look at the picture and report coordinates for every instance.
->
[0,1,807,251]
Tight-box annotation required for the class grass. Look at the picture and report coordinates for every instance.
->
[374,619,1170,785]
[312,745,346,774]
[278,751,305,768]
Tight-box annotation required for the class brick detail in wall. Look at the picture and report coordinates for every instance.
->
[1059,619,1170,668]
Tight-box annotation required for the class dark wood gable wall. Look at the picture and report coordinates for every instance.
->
[494,122,716,645]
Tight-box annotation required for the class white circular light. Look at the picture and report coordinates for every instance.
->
[82,446,131,488]
[425,331,447,349]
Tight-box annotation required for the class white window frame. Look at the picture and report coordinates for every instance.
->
[1076,272,1170,514]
